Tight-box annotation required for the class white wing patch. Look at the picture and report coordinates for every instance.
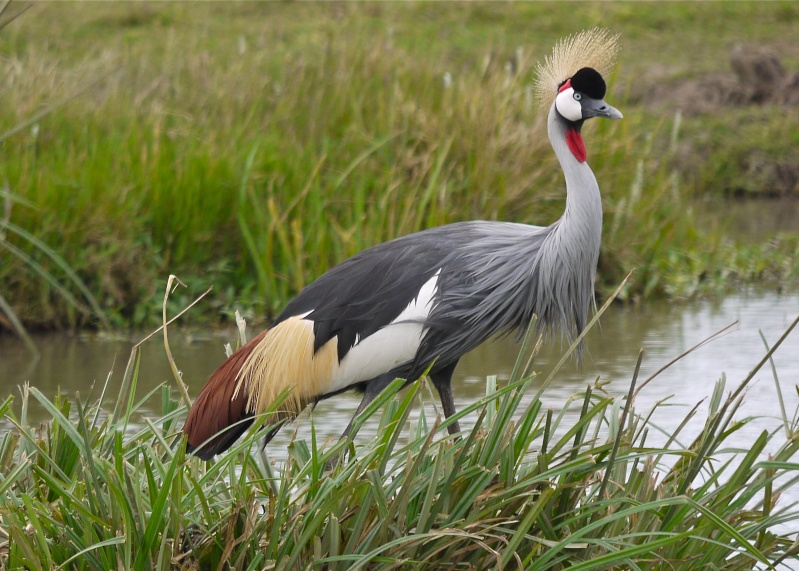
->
[326,270,440,393]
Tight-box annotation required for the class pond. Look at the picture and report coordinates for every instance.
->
[2,288,797,452]
[2,288,798,543]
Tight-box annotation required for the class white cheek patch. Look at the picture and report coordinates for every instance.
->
[555,87,582,122]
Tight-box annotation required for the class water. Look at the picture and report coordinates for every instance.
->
[2,290,798,543]
[2,290,798,438]
[695,196,799,241]
[2,290,797,443]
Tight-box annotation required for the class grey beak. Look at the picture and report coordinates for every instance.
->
[581,97,623,120]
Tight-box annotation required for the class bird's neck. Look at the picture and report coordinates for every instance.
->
[523,105,604,345]
[547,105,603,240]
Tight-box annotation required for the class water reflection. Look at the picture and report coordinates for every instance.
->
[695,197,799,241]
[1,290,797,457]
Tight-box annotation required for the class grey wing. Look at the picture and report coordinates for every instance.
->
[412,221,552,374]
[275,224,476,363]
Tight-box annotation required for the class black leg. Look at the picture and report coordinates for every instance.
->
[429,360,461,435]
[327,373,395,469]
[338,383,381,442]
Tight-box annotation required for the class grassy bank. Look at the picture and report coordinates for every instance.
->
[1,308,798,570]
[1,2,798,331]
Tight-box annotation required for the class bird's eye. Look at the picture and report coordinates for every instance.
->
[573,92,582,101]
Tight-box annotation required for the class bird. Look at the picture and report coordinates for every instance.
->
[184,28,622,461]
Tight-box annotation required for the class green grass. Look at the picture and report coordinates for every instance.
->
[1,306,798,570]
[1,2,798,330]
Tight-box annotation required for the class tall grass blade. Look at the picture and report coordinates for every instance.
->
[162,274,192,408]
[0,291,38,356]
[0,236,95,320]
[758,329,791,438]
[1,220,109,327]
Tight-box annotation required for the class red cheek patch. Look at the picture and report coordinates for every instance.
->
[566,128,586,163]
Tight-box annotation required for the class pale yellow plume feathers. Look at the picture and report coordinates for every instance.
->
[234,316,339,418]
[533,28,620,110]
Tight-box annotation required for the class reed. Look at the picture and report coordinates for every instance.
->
[1,307,798,570]
[1,3,797,330]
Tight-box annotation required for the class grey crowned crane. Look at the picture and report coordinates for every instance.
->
[184,29,622,460]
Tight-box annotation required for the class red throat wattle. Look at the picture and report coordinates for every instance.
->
[565,128,586,163]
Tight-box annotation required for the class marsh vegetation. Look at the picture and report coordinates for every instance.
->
[1,2,797,332]
[1,4,798,569]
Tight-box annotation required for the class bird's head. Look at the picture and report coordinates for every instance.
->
[554,67,623,123]
[534,29,623,162]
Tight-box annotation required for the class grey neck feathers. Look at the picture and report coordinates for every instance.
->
[547,105,603,241]
[533,105,603,345]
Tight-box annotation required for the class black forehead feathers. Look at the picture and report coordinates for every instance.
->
[569,67,606,100]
